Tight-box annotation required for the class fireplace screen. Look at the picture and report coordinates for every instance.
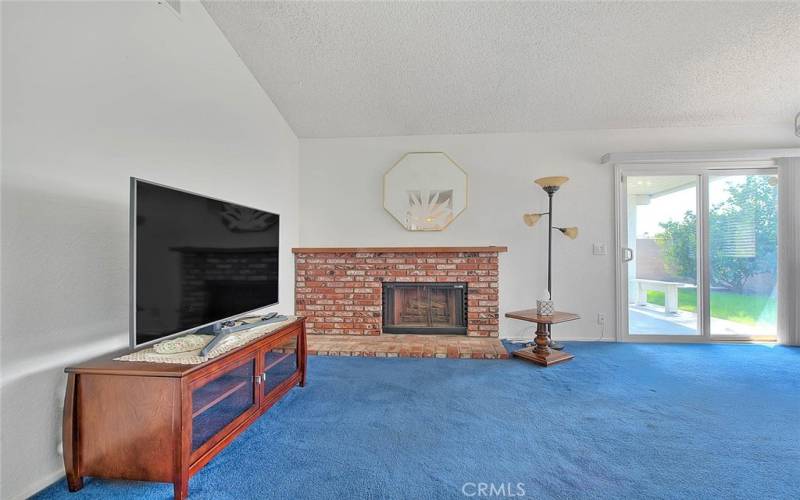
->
[382,282,467,334]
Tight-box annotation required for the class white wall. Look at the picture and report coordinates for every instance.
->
[299,126,799,341]
[0,2,299,498]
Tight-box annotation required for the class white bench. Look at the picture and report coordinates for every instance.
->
[635,279,696,314]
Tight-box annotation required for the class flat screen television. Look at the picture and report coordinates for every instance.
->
[131,178,279,348]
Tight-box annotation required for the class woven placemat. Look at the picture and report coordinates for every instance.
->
[116,316,298,365]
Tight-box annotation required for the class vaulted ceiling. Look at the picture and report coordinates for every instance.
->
[203,1,800,138]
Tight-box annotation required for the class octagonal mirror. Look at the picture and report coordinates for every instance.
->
[384,152,468,231]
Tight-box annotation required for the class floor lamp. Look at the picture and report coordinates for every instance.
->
[522,176,578,349]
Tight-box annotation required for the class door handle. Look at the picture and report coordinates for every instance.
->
[623,247,634,262]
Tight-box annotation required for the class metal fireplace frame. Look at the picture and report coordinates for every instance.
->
[381,282,468,334]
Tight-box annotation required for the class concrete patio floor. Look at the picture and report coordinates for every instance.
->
[628,304,773,337]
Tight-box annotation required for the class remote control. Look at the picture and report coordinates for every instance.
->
[200,312,286,357]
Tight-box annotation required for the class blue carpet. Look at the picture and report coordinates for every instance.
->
[35,343,800,499]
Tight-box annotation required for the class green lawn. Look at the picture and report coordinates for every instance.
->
[646,288,777,325]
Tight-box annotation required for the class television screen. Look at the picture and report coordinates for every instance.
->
[132,178,279,347]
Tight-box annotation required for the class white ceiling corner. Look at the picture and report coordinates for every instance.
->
[202,1,800,138]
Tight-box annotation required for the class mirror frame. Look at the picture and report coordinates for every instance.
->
[383,152,469,231]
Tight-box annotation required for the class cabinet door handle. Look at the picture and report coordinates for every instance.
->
[261,372,267,382]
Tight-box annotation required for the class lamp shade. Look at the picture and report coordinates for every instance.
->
[522,213,543,227]
[534,176,569,189]
[557,227,579,239]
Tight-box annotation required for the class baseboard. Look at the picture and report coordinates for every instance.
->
[11,468,64,500]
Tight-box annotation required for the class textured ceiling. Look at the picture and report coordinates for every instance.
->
[203,1,800,138]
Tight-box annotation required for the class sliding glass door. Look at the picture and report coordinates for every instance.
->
[618,167,778,341]
[625,175,701,336]
[707,173,778,339]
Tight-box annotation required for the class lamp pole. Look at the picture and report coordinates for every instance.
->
[542,185,564,351]
[547,190,553,300]
[542,185,560,300]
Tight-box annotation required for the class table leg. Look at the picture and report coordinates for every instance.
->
[637,282,648,306]
[63,374,84,492]
[533,322,551,355]
[174,478,188,500]
[665,286,678,314]
[512,321,574,367]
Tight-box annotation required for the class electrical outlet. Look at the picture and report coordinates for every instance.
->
[592,243,607,256]
[597,313,606,325]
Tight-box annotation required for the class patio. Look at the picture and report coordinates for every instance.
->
[629,304,770,337]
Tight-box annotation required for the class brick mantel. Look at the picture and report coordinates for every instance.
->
[293,246,506,337]
[292,246,508,254]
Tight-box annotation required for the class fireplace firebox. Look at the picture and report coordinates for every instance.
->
[382,282,467,334]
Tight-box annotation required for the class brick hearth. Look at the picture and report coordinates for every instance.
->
[307,334,508,359]
[293,246,507,337]
[272,334,509,360]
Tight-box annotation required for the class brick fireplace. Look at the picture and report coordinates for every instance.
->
[293,246,506,337]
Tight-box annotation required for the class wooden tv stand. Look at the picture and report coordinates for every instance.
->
[62,318,306,499]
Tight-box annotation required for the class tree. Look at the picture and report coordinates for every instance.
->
[656,176,777,293]
[656,212,696,282]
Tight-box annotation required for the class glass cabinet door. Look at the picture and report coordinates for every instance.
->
[263,334,299,396]
[191,355,258,455]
